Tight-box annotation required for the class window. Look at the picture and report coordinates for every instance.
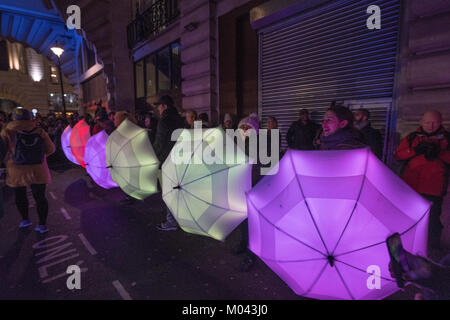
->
[134,41,182,99]
[86,47,96,69]
[171,42,182,89]
[145,55,157,97]
[49,93,79,110]
[135,59,145,98]
[81,72,107,104]
[157,47,171,91]
[8,42,26,73]
[83,39,97,71]
[78,50,84,75]
[50,65,59,84]
[0,40,8,71]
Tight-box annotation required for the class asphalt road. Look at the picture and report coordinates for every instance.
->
[0,159,417,300]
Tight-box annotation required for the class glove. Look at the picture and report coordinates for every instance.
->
[414,142,428,155]
[424,143,440,161]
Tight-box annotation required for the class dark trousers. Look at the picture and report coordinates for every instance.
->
[14,184,49,225]
[422,194,443,250]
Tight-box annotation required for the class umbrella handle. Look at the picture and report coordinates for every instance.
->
[327,255,335,267]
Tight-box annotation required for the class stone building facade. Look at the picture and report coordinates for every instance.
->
[126,0,450,247]
[0,39,76,115]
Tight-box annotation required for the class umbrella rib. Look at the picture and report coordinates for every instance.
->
[85,147,105,167]
[181,188,246,214]
[258,256,326,264]
[247,196,327,257]
[112,167,150,197]
[334,264,355,300]
[179,189,210,236]
[180,164,243,188]
[180,189,247,238]
[334,207,429,258]
[288,151,330,255]
[334,258,396,282]
[110,163,159,169]
[161,168,179,196]
[304,261,329,296]
[331,148,370,255]
[110,130,151,166]
[179,129,218,185]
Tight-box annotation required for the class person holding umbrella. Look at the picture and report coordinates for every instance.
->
[153,95,185,231]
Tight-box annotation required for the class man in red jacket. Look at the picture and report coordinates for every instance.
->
[395,111,450,251]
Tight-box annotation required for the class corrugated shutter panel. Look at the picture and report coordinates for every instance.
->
[258,0,400,156]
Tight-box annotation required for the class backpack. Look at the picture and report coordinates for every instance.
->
[13,129,45,165]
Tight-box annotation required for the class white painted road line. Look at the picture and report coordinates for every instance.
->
[49,192,57,200]
[78,233,97,256]
[112,280,133,300]
[60,207,71,220]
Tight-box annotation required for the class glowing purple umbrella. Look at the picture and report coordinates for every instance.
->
[61,125,79,165]
[84,130,118,189]
[247,148,430,300]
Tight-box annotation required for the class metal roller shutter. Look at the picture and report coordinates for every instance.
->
[258,0,401,159]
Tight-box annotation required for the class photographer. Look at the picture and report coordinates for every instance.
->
[395,111,450,252]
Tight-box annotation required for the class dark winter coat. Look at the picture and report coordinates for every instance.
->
[359,122,383,159]
[395,126,450,197]
[319,127,367,151]
[286,120,320,150]
[153,107,185,165]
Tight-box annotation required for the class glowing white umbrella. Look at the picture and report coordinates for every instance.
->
[105,119,160,200]
[162,128,252,241]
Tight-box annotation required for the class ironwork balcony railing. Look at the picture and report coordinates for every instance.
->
[127,0,180,49]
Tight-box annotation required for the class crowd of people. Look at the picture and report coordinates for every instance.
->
[0,97,449,299]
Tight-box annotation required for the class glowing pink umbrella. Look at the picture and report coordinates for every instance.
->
[247,148,430,300]
[61,126,79,165]
[85,131,118,189]
[70,119,91,168]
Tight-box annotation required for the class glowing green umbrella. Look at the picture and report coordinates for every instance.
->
[106,119,160,200]
[162,128,252,241]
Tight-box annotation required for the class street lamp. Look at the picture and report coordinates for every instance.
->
[50,45,67,118]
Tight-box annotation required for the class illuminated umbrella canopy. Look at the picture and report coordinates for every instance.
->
[162,128,252,241]
[61,125,79,165]
[84,131,119,189]
[106,119,160,200]
[70,119,91,168]
[247,148,430,300]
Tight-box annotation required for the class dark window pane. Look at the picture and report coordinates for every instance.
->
[86,47,96,69]
[146,54,157,96]
[135,60,145,98]
[78,50,84,75]
[157,46,171,91]
[171,42,182,89]
[0,40,9,71]
[50,65,59,84]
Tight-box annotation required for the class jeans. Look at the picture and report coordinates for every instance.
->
[14,184,49,225]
